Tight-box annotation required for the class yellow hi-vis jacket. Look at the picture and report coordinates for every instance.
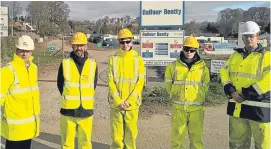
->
[61,58,97,109]
[1,54,40,141]
[108,49,145,110]
[220,45,270,122]
[165,58,210,111]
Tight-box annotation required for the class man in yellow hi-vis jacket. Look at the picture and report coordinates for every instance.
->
[220,21,270,149]
[57,32,98,149]
[1,35,40,149]
[165,36,210,149]
[108,28,145,149]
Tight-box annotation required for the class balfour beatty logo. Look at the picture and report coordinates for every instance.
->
[142,9,182,15]
[142,32,169,37]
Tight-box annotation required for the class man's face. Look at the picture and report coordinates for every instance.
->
[16,49,32,61]
[119,38,132,51]
[183,47,197,59]
[242,34,259,48]
[72,44,87,57]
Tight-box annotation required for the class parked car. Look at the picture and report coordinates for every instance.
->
[103,38,119,47]
[93,35,104,44]
[88,36,95,43]
[133,39,140,45]
[197,39,208,48]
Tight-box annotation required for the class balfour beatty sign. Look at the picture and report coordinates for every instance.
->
[140,1,184,27]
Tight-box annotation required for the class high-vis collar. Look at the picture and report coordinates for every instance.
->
[13,54,34,66]
[115,49,139,57]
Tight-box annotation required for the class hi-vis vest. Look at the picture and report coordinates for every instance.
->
[108,49,145,110]
[61,58,96,110]
[1,54,40,141]
[165,58,210,109]
[220,47,270,122]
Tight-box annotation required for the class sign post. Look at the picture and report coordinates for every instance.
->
[48,44,56,56]
[237,22,245,48]
[140,1,185,85]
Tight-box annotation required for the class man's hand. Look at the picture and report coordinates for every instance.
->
[119,101,131,110]
[231,92,245,103]
[124,101,130,108]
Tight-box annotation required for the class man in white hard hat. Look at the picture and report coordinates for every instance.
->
[220,21,270,149]
[1,35,40,149]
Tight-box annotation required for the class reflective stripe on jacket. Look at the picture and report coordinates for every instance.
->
[220,45,270,122]
[108,49,145,110]
[1,54,40,141]
[165,58,210,111]
[61,58,96,110]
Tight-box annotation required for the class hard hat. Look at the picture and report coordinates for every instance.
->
[183,36,199,49]
[16,35,35,51]
[241,21,260,35]
[71,32,87,45]
[118,28,133,39]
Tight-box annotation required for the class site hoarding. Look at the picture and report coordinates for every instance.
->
[204,43,237,55]
[140,1,184,27]
[140,30,184,66]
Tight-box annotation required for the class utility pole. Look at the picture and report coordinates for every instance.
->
[11,1,14,36]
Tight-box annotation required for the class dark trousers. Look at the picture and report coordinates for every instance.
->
[5,139,32,149]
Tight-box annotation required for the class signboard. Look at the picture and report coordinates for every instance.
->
[97,43,102,48]
[140,1,184,27]
[204,43,236,55]
[211,60,226,73]
[140,30,184,66]
[48,44,56,52]
[0,6,9,37]
[0,30,8,36]
[0,15,8,29]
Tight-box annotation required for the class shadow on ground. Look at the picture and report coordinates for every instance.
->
[1,132,109,149]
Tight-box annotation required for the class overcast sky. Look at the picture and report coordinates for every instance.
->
[6,1,271,22]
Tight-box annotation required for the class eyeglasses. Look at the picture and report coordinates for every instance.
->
[120,40,132,44]
[183,48,196,53]
[242,34,257,39]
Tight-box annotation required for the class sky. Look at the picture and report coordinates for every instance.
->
[3,1,271,23]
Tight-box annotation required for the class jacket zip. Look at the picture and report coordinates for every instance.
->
[27,64,37,136]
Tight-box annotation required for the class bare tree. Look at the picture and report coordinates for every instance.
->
[1,1,22,19]
[26,1,70,36]
[183,21,201,36]
[217,8,245,36]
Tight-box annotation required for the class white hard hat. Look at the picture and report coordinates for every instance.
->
[241,21,260,35]
[16,35,35,51]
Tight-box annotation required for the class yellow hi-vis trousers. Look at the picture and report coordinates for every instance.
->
[60,115,93,149]
[171,107,204,149]
[229,116,270,149]
[110,109,139,149]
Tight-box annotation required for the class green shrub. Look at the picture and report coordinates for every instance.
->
[142,86,169,104]
[1,36,18,65]
[142,82,227,107]
[205,82,228,106]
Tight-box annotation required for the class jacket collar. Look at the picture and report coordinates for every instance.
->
[70,51,88,65]
[177,51,205,68]
[115,49,139,57]
[234,43,265,54]
[12,54,34,65]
